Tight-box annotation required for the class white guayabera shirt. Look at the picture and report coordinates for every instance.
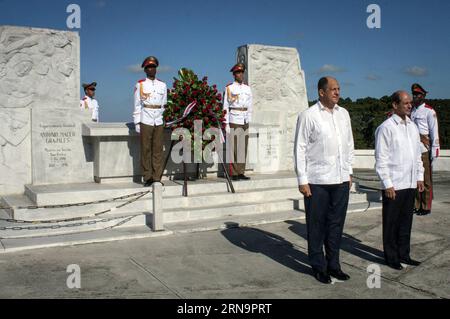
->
[294,102,354,185]
[375,114,424,190]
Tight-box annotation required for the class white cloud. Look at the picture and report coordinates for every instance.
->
[126,64,174,74]
[366,74,381,81]
[158,65,174,73]
[404,66,428,77]
[317,64,346,74]
[127,64,142,73]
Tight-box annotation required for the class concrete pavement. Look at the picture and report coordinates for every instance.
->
[0,181,448,299]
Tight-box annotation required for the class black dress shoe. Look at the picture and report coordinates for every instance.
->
[238,174,250,180]
[231,176,240,181]
[144,179,154,187]
[328,269,350,281]
[313,271,332,284]
[386,262,403,270]
[400,258,421,266]
[417,209,431,216]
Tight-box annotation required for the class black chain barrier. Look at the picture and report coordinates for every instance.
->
[0,190,151,210]
[0,190,151,225]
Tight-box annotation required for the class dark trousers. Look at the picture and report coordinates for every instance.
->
[140,123,164,182]
[228,123,249,176]
[382,188,415,264]
[304,182,350,272]
[415,152,433,211]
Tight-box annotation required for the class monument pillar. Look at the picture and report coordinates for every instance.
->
[0,26,93,195]
[237,44,309,173]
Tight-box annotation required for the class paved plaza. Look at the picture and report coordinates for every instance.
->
[0,178,448,299]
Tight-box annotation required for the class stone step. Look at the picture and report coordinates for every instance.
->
[0,226,172,254]
[0,211,149,239]
[3,186,370,222]
[163,199,295,223]
[163,187,300,210]
[165,202,382,234]
[0,192,380,240]
[2,193,152,222]
[24,173,299,205]
[163,193,375,224]
[0,201,382,253]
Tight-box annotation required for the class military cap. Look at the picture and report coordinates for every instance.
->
[82,82,97,90]
[411,83,428,95]
[230,63,245,73]
[142,56,159,68]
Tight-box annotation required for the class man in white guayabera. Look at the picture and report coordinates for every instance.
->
[294,76,354,284]
[375,90,424,270]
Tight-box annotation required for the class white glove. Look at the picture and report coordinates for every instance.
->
[135,123,140,134]
[225,124,230,134]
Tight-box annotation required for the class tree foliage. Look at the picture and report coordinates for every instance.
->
[309,97,450,149]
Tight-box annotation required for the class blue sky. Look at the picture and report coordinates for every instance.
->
[1,0,449,122]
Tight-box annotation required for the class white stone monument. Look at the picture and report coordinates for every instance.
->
[0,26,93,195]
[237,44,309,173]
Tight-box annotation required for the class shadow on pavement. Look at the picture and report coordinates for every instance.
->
[285,220,386,265]
[221,222,313,277]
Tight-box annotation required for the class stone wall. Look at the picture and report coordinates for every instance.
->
[237,44,309,173]
[0,26,92,195]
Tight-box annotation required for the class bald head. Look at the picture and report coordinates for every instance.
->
[318,76,340,109]
[391,90,412,119]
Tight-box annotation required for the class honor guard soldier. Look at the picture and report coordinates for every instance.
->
[410,83,440,216]
[133,56,167,187]
[80,82,100,122]
[223,63,253,181]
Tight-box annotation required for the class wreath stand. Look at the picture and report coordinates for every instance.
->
[160,131,235,197]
